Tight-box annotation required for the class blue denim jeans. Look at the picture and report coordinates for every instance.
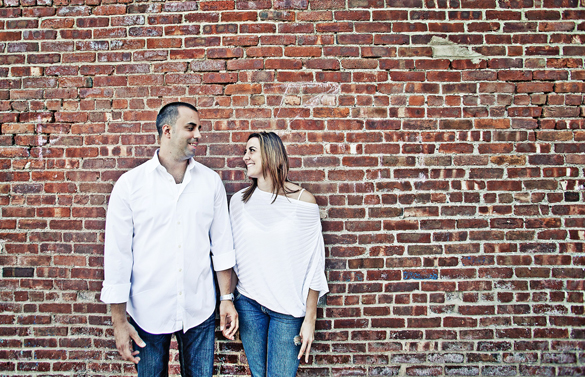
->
[129,313,215,377]
[234,291,304,377]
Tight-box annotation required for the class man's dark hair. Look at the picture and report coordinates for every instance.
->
[156,102,198,136]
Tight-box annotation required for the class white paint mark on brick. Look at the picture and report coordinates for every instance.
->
[0,240,5,254]
[37,123,44,160]
[350,144,358,154]
[496,282,513,290]
[78,291,94,301]
[514,192,531,203]
[31,67,43,76]
[284,95,300,105]
[429,36,485,64]
[321,94,336,106]
[276,82,340,130]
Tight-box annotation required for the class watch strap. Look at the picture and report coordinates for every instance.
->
[219,293,234,301]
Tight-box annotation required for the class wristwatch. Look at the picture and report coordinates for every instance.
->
[219,293,234,302]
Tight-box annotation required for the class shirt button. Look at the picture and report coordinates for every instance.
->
[179,292,182,295]
[179,268,182,272]
[178,245,182,249]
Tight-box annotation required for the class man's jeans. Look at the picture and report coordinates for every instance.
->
[129,313,215,377]
[234,291,304,377]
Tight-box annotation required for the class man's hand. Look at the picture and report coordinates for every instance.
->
[111,303,145,364]
[219,300,238,340]
[297,316,316,363]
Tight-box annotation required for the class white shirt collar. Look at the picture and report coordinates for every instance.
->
[145,149,197,174]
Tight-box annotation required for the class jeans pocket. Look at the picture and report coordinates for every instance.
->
[234,289,241,301]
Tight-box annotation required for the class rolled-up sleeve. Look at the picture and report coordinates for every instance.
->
[100,177,134,304]
[209,176,235,271]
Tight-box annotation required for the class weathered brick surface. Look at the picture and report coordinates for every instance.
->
[0,0,584,376]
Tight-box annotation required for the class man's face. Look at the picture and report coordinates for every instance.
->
[166,106,201,160]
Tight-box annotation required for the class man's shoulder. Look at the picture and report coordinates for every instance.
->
[112,158,157,192]
[119,158,155,180]
[190,160,222,181]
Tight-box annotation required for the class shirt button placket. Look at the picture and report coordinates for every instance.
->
[176,196,185,329]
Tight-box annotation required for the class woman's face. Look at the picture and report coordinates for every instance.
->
[244,137,263,179]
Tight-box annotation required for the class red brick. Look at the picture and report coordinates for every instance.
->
[40,18,75,29]
[323,46,359,57]
[246,46,283,58]
[284,46,322,57]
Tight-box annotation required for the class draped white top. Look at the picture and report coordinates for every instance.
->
[229,187,329,318]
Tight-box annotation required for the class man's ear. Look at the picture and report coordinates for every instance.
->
[161,124,172,139]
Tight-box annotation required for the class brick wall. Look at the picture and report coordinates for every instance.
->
[1,0,584,376]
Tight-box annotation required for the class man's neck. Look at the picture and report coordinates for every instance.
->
[158,149,189,184]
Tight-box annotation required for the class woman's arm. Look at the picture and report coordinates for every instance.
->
[297,288,319,363]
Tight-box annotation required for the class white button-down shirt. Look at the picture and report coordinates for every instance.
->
[100,152,235,334]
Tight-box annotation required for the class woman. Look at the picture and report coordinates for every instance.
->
[229,131,329,377]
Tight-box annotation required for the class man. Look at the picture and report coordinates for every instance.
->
[100,102,238,377]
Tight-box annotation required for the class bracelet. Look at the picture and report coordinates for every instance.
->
[219,293,234,301]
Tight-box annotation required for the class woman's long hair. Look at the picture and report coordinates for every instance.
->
[242,131,299,203]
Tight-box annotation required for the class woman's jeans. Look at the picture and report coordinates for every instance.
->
[234,292,304,377]
[128,313,215,377]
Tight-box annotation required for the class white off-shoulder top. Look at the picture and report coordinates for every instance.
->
[229,187,329,318]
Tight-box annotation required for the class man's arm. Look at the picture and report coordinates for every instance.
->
[209,177,238,340]
[216,269,238,340]
[101,178,141,362]
[111,303,145,364]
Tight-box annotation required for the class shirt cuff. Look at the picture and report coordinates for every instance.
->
[212,249,236,271]
[100,283,131,304]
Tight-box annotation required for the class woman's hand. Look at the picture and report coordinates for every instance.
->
[297,315,316,363]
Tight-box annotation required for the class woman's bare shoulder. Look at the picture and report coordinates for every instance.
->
[285,182,316,204]
[298,189,317,204]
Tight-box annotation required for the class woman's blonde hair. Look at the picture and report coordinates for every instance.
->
[242,131,298,203]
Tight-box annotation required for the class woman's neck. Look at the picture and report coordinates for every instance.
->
[256,176,274,193]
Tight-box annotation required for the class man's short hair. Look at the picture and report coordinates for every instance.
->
[156,102,198,136]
